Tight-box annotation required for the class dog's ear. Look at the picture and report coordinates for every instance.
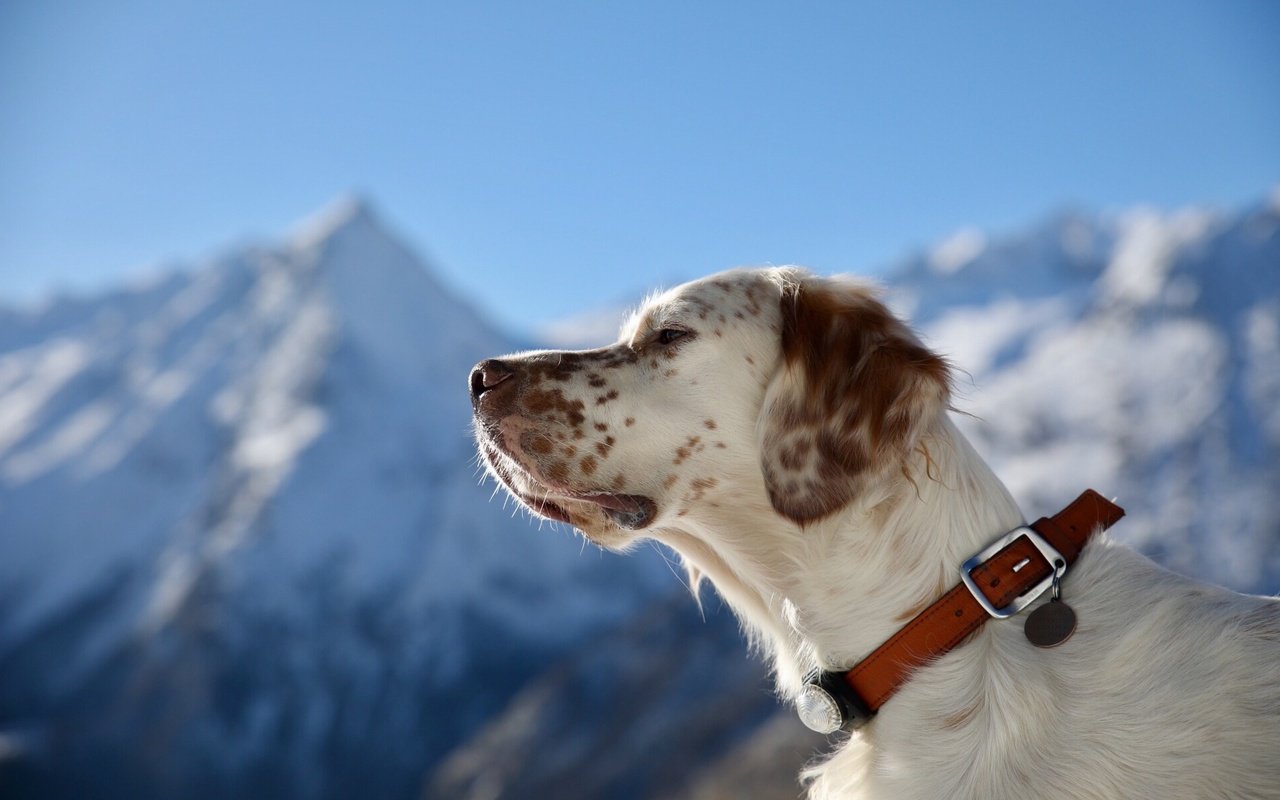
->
[759,274,950,524]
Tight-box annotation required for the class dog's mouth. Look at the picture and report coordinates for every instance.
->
[516,489,656,530]
[479,438,657,531]
[573,492,658,530]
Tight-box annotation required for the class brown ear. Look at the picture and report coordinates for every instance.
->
[759,274,950,524]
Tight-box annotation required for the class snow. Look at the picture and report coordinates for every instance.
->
[0,339,92,456]
[1099,207,1215,306]
[287,193,376,251]
[4,400,115,482]
[922,296,1069,376]
[1243,302,1280,441]
[923,199,1279,593]
[964,316,1228,455]
[929,227,986,275]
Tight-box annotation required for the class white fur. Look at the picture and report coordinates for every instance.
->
[473,267,1280,799]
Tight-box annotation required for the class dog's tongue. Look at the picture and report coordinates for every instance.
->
[579,493,656,530]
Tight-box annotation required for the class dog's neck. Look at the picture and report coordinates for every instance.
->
[658,414,1024,698]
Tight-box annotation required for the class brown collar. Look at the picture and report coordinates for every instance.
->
[796,489,1126,733]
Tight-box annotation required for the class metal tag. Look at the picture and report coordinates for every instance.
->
[1024,599,1077,648]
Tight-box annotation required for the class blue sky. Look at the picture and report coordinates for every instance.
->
[1,1,1277,335]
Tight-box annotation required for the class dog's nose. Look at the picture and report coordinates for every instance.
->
[470,359,515,402]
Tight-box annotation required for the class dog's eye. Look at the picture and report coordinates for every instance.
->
[656,328,688,346]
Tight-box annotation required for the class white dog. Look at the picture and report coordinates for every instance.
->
[470,267,1280,799]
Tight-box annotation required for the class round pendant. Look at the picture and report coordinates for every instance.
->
[1024,600,1077,648]
[796,684,844,734]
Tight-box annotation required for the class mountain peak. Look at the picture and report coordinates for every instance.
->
[289,192,383,249]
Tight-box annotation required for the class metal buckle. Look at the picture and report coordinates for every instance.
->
[960,526,1064,619]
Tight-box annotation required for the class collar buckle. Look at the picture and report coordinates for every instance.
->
[960,525,1064,619]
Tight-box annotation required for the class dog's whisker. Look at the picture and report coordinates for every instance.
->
[649,541,705,622]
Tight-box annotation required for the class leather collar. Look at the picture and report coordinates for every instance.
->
[797,489,1125,733]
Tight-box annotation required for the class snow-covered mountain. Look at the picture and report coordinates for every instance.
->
[898,195,1280,592]
[0,199,669,799]
[2,189,1277,800]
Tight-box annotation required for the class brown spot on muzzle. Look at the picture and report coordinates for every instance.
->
[528,437,553,455]
[523,387,586,427]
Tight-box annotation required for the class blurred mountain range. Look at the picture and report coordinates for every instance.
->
[0,199,673,799]
[2,189,1277,799]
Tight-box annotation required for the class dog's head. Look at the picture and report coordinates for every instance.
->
[470,267,950,549]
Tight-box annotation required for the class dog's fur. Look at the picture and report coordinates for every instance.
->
[471,267,1280,799]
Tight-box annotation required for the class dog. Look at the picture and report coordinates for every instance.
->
[470,267,1280,799]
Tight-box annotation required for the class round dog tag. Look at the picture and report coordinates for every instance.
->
[1024,600,1077,648]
